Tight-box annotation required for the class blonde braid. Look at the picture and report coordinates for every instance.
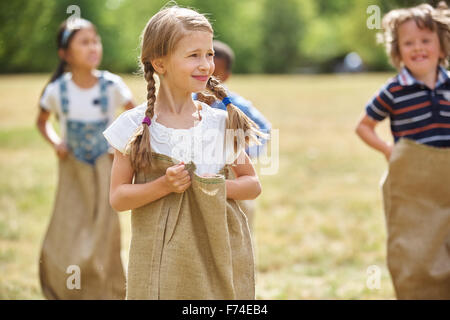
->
[144,62,157,119]
[127,62,156,171]
[206,76,268,150]
[196,91,217,106]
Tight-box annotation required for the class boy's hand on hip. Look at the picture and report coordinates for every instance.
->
[384,142,393,161]
[164,162,191,193]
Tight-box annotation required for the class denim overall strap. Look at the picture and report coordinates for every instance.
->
[58,72,108,115]
[59,72,110,165]
[58,73,70,115]
[98,71,108,114]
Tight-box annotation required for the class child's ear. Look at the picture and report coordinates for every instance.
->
[151,58,166,75]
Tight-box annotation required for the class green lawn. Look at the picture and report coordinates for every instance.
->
[0,73,395,299]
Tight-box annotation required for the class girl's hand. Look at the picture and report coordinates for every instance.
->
[164,162,191,193]
[54,142,69,160]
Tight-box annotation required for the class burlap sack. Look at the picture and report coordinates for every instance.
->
[237,200,255,232]
[126,153,255,300]
[39,153,125,299]
[382,138,450,299]
[226,167,255,232]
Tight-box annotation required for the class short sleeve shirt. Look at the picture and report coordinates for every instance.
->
[40,71,132,140]
[103,102,243,175]
[365,66,450,147]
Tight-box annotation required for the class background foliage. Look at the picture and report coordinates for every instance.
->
[0,0,445,74]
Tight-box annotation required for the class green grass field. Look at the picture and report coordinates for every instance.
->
[0,73,395,299]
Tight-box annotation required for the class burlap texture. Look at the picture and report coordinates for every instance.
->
[382,138,450,299]
[237,200,255,233]
[126,153,255,300]
[39,153,125,299]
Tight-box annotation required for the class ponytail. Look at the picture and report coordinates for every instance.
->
[49,60,67,84]
[39,60,67,99]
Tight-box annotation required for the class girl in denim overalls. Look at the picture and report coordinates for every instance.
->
[36,18,134,299]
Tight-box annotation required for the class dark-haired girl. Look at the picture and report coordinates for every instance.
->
[36,18,134,299]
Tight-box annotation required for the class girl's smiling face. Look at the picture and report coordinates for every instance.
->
[398,19,444,78]
[159,30,215,94]
[63,27,103,70]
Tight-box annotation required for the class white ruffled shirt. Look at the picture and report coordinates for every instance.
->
[103,102,241,175]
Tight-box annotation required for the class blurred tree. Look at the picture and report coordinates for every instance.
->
[260,0,304,73]
[0,0,107,73]
[0,0,55,73]
[0,0,446,74]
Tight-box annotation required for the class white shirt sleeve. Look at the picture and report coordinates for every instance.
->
[111,75,133,108]
[103,103,145,154]
[39,82,59,113]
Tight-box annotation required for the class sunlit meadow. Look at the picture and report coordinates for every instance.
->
[0,73,395,299]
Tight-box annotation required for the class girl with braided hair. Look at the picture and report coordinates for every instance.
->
[103,5,266,299]
[36,18,134,299]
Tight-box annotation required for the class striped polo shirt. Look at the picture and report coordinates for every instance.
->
[366,66,450,147]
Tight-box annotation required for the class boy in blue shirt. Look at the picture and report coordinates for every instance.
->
[201,40,272,230]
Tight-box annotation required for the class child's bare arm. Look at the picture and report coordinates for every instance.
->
[110,149,191,211]
[36,108,69,159]
[355,113,393,160]
[226,151,262,200]
[36,108,61,146]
